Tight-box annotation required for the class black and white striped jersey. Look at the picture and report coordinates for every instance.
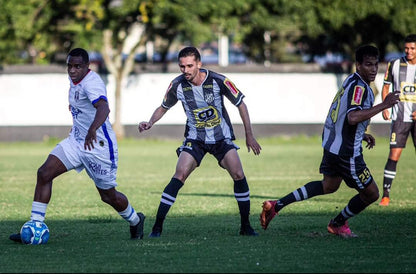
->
[322,72,374,157]
[162,69,245,143]
[384,57,416,122]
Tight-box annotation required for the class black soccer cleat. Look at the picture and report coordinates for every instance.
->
[239,224,259,236]
[9,233,22,243]
[130,212,146,239]
[148,225,162,238]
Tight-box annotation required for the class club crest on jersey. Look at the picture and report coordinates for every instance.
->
[224,78,239,98]
[204,92,214,104]
[351,85,365,105]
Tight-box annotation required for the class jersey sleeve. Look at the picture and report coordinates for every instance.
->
[161,80,179,109]
[347,81,367,113]
[219,77,245,106]
[84,72,108,104]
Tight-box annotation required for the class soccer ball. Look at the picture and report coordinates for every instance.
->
[20,220,50,245]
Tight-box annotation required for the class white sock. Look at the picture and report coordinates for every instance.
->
[30,201,48,222]
[118,203,139,226]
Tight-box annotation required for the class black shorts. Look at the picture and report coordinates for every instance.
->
[319,149,373,190]
[389,120,416,148]
[176,139,239,167]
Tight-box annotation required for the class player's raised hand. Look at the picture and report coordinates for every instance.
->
[383,91,401,108]
[138,121,152,132]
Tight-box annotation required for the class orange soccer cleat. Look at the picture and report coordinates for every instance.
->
[379,197,390,206]
[259,200,278,230]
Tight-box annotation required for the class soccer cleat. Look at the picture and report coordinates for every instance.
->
[9,233,22,243]
[130,212,146,239]
[379,197,390,206]
[327,219,357,238]
[148,226,162,238]
[239,224,259,236]
[259,200,278,230]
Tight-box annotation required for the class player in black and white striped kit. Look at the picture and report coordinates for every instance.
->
[260,45,400,237]
[379,34,416,206]
[138,46,262,237]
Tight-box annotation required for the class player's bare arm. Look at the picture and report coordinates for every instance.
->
[138,106,168,132]
[85,99,110,151]
[237,102,262,155]
[348,91,400,125]
[381,83,392,120]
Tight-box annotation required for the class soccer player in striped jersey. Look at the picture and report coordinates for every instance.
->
[379,34,416,206]
[138,46,262,237]
[10,48,145,243]
[260,45,400,238]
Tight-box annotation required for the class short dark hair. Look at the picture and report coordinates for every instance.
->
[178,46,201,62]
[404,34,416,43]
[68,48,89,63]
[355,44,379,63]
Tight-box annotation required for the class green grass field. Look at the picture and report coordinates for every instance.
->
[0,136,415,273]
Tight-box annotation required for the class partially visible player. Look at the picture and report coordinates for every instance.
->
[138,46,261,237]
[9,48,145,243]
[260,45,400,237]
[379,34,416,206]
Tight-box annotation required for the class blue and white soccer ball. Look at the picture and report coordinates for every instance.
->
[20,220,50,245]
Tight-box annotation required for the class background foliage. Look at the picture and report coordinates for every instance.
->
[1,0,415,65]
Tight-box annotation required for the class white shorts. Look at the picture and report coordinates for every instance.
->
[51,137,118,190]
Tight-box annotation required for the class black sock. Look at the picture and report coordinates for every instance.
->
[153,178,183,230]
[234,177,250,226]
[276,180,323,211]
[383,159,397,197]
[333,194,367,226]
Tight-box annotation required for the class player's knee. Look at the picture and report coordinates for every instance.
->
[98,188,116,205]
[360,187,379,204]
[100,192,117,206]
[322,181,340,194]
[37,166,51,183]
[367,191,379,204]
[231,171,245,181]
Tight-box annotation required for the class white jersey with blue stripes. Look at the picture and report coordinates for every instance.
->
[68,70,117,155]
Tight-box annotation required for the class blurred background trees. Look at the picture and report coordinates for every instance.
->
[1,0,415,138]
[2,0,415,66]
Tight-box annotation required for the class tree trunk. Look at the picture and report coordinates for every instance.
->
[112,73,125,140]
[101,24,146,140]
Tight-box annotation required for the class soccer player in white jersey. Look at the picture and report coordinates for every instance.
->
[10,48,145,243]
[138,46,262,237]
[379,34,416,206]
[260,45,400,238]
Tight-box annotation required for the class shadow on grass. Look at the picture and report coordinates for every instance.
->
[2,210,415,273]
